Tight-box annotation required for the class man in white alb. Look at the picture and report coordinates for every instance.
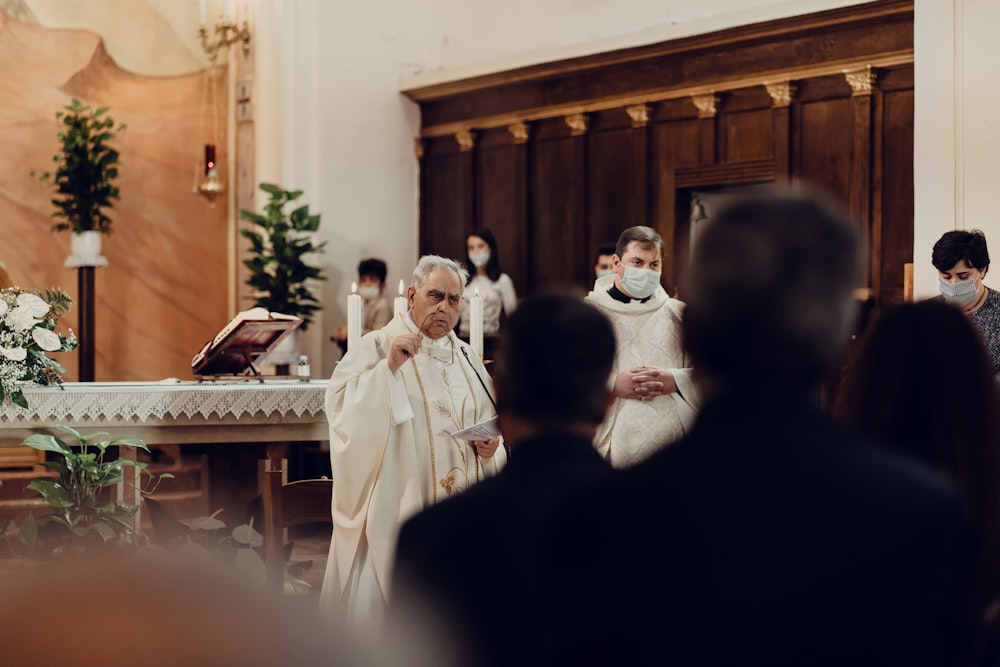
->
[320,255,505,626]
[586,226,699,467]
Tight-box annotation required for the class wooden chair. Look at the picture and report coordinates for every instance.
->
[260,477,333,592]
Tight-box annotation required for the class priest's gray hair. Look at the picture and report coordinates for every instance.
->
[411,255,469,289]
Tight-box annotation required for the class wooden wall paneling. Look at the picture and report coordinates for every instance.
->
[419,135,476,262]
[796,93,854,205]
[720,88,773,163]
[529,118,588,291]
[476,125,530,296]
[878,80,914,308]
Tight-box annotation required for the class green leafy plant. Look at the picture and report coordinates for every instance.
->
[239,183,326,330]
[0,426,171,557]
[34,98,126,235]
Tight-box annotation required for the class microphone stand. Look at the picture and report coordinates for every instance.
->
[460,346,504,458]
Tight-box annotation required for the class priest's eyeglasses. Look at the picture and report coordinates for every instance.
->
[425,289,462,306]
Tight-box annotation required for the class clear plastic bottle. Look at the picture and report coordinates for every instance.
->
[297,355,310,380]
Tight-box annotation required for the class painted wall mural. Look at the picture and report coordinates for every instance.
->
[0,2,229,382]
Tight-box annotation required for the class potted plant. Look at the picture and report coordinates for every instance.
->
[239,183,326,370]
[0,425,171,558]
[34,98,126,261]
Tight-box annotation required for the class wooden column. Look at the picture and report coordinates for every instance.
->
[77,267,95,382]
[766,81,796,184]
[691,94,719,165]
[627,104,653,226]
[845,65,878,298]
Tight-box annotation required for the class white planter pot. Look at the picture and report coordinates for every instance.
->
[264,329,300,368]
[64,231,108,268]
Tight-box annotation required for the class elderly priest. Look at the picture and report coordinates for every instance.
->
[320,254,506,626]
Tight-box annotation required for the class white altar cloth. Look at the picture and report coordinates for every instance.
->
[0,380,329,446]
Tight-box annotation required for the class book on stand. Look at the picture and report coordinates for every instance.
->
[191,308,303,379]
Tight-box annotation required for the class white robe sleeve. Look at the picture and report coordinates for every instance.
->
[325,331,422,603]
[497,273,518,315]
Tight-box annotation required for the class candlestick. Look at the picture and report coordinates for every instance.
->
[204,144,216,176]
[347,282,362,350]
[394,279,408,318]
[470,288,484,360]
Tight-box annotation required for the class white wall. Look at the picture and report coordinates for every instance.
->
[914,0,1000,298]
[255,0,422,377]
[403,0,872,86]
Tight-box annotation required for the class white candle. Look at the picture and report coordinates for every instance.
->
[347,282,362,350]
[224,0,235,21]
[199,0,206,25]
[394,279,408,318]
[470,288,484,360]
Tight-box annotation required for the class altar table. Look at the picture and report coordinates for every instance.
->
[0,380,330,561]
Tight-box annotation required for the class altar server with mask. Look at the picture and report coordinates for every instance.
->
[320,254,505,628]
[586,226,699,467]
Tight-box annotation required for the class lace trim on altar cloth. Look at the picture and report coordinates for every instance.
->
[0,380,328,423]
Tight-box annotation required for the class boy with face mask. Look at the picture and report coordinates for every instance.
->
[933,229,1000,381]
[331,258,393,354]
[585,226,699,467]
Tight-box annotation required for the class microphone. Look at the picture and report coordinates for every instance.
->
[460,346,498,412]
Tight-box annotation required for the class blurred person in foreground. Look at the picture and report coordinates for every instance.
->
[837,299,1000,660]
[585,225,699,467]
[546,190,973,666]
[0,553,365,667]
[389,290,616,667]
[932,229,1000,382]
[320,255,505,628]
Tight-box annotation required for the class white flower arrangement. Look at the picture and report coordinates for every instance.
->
[0,287,77,408]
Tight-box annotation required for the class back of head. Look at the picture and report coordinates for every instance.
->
[682,190,859,388]
[496,290,615,427]
[838,299,1000,496]
[932,229,990,272]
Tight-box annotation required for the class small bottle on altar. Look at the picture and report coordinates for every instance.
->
[297,355,311,381]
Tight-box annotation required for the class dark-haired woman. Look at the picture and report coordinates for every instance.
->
[458,229,517,341]
[933,229,1000,381]
[836,299,1000,659]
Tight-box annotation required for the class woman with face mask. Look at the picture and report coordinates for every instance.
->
[458,229,517,347]
[932,229,1000,382]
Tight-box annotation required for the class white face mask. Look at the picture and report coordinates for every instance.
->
[469,251,491,268]
[939,277,980,306]
[619,266,660,299]
[596,269,614,279]
[358,285,381,301]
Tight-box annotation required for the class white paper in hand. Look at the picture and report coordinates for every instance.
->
[450,416,501,441]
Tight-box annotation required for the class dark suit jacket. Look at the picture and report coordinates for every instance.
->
[391,432,613,667]
[544,387,974,667]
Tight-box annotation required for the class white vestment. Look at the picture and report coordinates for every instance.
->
[320,312,505,625]
[586,274,699,468]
